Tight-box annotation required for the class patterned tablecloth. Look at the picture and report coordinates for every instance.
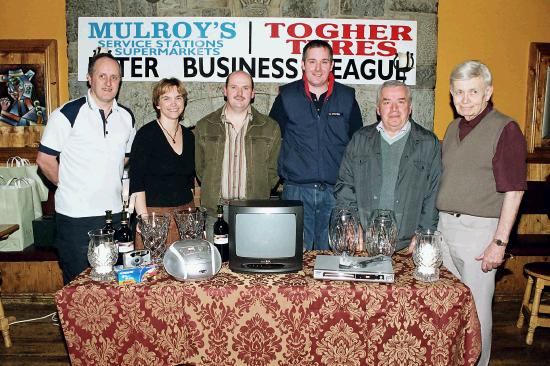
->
[55,252,481,366]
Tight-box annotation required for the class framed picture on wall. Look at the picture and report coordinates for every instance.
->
[0,63,48,127]
[0,40,59,161]
[525,42,550,162]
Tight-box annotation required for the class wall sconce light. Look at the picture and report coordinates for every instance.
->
[393,51,415,82]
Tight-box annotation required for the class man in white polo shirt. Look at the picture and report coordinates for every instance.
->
[36,52,135,283]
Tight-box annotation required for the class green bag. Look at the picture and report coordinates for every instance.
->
[1,156,49,218]
[0,178,35,251]
[0,167,44,219]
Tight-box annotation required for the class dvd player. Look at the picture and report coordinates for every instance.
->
[313,255,395,283]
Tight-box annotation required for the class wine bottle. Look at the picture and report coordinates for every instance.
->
[115,210,134,266]
[103,210,114,231]
[213,205,229,262]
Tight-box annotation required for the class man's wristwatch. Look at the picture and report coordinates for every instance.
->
[493,239,508,247]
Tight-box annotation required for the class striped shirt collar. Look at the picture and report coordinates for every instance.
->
[221,104,253,128]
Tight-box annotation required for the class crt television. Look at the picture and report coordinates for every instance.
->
[228,200,303,273]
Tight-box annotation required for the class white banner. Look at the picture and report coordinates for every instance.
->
[78,17,417,85]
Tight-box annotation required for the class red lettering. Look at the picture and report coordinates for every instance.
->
[264,22,286,38]
[316,23,339,39]
[287,23,312,39]
[369,25,388,40]
[377,41,397,56]
[355,41,376,56]
[341,24,366,40]
[331,40,354,56]
[265,22,413,45]
[286,39,308,55]
[390,25,412,41]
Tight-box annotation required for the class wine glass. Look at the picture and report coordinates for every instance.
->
[137,213,170,265]
[174,207,207,240]
[328,207,360,266]
[364,209,398,256]
[87,229,117,281]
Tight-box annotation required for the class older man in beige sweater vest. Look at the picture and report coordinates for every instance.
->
[437,61,527,366]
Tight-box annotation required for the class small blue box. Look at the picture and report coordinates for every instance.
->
[115,265,157,284]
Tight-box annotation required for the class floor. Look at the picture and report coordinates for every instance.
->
[1,302,69,366]
[0,299,549,365]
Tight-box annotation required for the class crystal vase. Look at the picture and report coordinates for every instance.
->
[364,209,398,256]
[174,207,207,240]
[138,213,170,265]
[328,207,360,266]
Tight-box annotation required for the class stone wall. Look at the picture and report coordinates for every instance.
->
[66,0,438,130]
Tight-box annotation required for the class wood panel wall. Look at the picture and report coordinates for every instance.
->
[0,261,63,294]
[0,147,37,164]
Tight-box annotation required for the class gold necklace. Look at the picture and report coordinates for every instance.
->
[157,120,179,144]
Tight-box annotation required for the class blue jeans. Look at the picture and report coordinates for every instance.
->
[282,183,335,250]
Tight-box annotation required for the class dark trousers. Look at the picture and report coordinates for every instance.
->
[55,212,121,284]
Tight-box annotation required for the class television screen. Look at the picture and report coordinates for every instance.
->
[235,213,296,258]
[228,199,303,273]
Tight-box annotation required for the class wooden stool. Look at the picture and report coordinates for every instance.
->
[0,295,16,347]
[0,225,19,347]
[517,262,550,345]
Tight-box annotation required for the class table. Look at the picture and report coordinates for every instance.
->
[0,225,19,240]
[55,252,481,366]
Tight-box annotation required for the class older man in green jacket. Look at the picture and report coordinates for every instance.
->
[334,81,441,251]
[195,70,281,241]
